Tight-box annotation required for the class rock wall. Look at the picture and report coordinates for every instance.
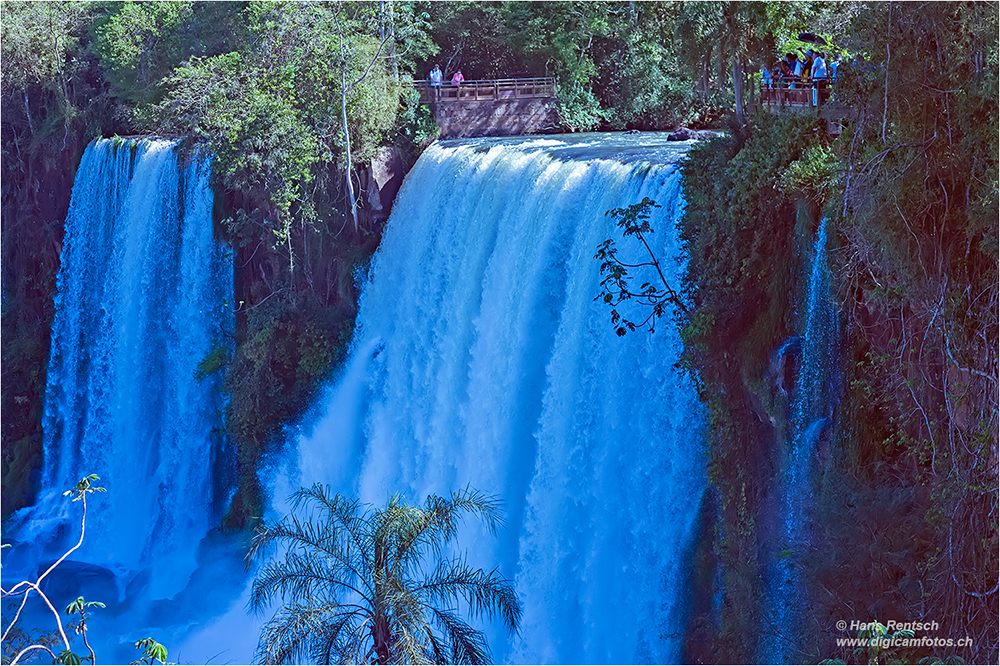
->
[431,98,559,138]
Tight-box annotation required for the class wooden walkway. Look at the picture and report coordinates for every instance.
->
[413,77,556,103]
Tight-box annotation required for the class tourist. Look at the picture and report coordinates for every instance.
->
[812,51,828,84]
[803,49,815,76]
[451,69,465,100]
[785,53,800,88]
[830,55,842,101]
[429,64,442,99]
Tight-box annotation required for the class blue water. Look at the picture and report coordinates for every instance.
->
[762,216,837,662]
[286,133,707,664]
[4,138,236,663]
[6,133,708,664]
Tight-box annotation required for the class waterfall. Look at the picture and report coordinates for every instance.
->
[289,134,706,664]
[10,138,233,604]
[763,216,837,662]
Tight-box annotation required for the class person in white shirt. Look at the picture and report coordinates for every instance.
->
[812,52,828,82]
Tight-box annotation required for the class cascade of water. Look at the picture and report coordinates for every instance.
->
[763,216,837,662]
[291,134,706,664]
[11,138,233,603]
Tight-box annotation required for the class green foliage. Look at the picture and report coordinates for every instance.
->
[145,1,414,257]
[595,197,686,336]
[676,4,998,663]
[676,113,831,660]
[395,87,440,153]
[224,296,345,449]
[597,11,697,130]
[680,113,825,380]
[130,637,173,665]
[781,142,839,203]
[65,597,105,615]
[248,485,522,664]
[93,1,196,104]
[2,476,172,666]
[220,291,357,529]
[193,341,231,383]
[153,50,320,222]
[0,1,90,93]
[55,648,83,665]
[62,474,106,500]
[821,5,998,660]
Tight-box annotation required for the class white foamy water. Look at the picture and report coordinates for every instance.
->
[289,134,707,664]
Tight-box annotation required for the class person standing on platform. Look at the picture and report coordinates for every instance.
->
[429,64,443,100]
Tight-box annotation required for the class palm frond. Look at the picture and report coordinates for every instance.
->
[417,558,522,632]
[248,548,377,618]
[430,606,491,665]
[247,502,377,606]
[424,623,450,665]
[312,609,367,665]
[255,603,348,664]
[393,488,506,572]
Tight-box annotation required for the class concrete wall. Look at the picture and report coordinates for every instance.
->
[432,98,559,139]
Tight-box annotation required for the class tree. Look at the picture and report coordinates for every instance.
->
[0,0,101,145]
[93,0,196,104]
[247,485,522,665]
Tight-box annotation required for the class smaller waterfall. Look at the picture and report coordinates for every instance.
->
[9,138,233,605]
[763,217,837,662]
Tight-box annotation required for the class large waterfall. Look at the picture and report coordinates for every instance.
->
[7,138,233,626]
[287,134,707,664]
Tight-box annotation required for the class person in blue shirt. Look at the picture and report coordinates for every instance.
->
[429,65,443,99]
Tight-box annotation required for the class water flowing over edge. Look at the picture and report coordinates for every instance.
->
[5,137,236,661]
[288,135,708,664]
[762,216,838,663]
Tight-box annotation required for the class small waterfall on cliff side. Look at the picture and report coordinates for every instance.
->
[763,216,838,663]
[288,134,706,664]
[6,138,234,642]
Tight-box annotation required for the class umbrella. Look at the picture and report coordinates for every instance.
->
[797,32,828,45]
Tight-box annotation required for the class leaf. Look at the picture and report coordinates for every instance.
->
[56,650,83,665]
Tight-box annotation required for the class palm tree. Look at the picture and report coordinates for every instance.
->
[247,484,522,664]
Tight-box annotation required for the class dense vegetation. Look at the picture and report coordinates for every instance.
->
[676,2,997,663]
[1,1,996,663]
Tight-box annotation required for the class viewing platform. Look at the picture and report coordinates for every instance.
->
[413,77,556,103]
[412,77,559,139]
[759,79,853,134]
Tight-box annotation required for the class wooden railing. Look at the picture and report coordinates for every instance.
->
[413,77,556,103]
[760,78,835,109]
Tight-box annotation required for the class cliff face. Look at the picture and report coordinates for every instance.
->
[1,136,84,518]
[678,113,998,664]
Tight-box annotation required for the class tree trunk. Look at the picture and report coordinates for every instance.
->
[699,48,710,100]
[716,42,726,92]
[341,68,359,236]
[733,57,745,125]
